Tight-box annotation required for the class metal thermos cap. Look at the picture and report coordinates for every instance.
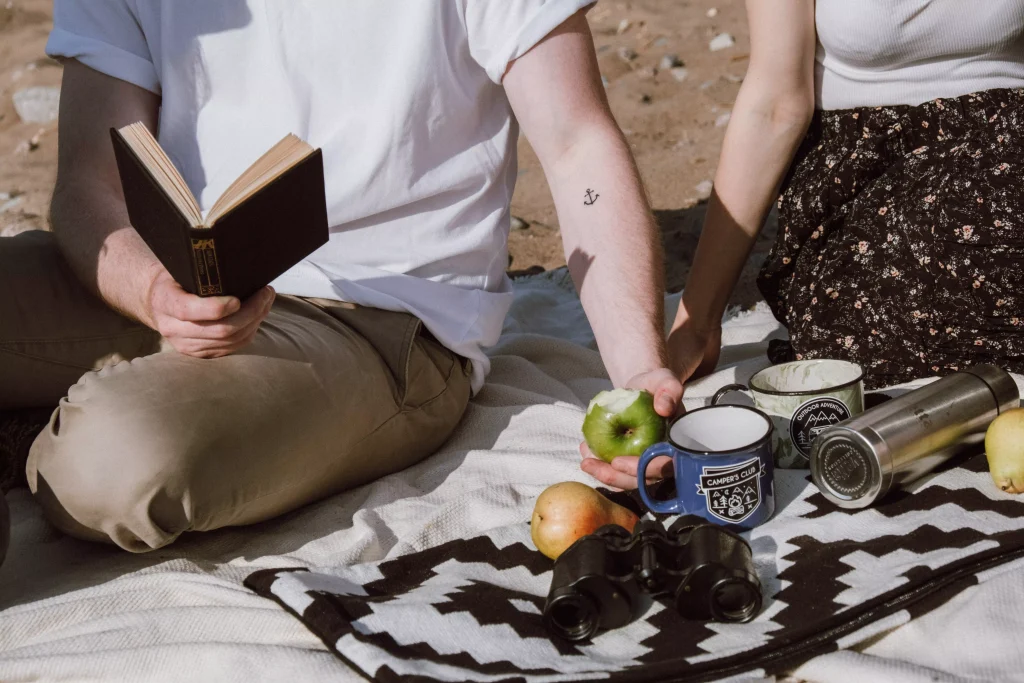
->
[812,431,883,508]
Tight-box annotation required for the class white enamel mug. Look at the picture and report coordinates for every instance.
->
[713,359,865,469]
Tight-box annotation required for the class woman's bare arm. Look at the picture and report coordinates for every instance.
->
[669,0,817,382]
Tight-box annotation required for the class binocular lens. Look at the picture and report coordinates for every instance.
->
[545,594,600,642]
[710,578,761,623]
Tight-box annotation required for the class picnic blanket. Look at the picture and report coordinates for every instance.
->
[1,268,1023,682]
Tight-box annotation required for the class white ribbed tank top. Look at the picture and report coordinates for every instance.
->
[815,0,1024,110]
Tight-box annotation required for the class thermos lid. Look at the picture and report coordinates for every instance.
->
[964,364,1021,414]
[810,429,886,509]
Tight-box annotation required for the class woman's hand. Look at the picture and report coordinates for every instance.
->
[668,310,723,385]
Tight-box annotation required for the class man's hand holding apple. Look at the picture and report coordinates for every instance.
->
[579,368,682,491]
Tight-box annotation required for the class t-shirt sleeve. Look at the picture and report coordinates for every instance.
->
[46,0,160,94]
[464,0,597,84]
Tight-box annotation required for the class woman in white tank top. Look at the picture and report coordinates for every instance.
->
[668,0,1024,390]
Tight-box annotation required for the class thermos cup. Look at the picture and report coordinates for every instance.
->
[810,364,1020,509]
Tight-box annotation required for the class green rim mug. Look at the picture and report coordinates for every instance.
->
[712,359,865,469]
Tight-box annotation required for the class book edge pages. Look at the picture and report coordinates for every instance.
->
[116,122,203,228]
[206,134,315,227]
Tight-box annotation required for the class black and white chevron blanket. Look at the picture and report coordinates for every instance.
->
[245,452,1024,683]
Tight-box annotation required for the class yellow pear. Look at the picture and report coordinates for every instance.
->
[530,482,639,560]
[985,407,1024,494]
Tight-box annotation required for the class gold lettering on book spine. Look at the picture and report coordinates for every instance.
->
[190,238,224,296]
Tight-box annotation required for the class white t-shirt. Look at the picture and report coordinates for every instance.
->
[47,0,593,393]
[815,0,1024,109]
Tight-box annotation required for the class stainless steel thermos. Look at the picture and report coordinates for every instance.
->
[810,364,1020,508]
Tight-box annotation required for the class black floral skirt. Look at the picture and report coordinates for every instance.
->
[759,88,1024,389]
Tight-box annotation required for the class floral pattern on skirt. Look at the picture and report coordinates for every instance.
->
[758,88,1024,389]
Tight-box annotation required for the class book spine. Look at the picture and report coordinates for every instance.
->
[189,235,225,296]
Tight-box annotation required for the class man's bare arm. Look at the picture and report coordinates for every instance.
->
[504,11,681,489]
[51,61,274,357]
[504,12,674,395]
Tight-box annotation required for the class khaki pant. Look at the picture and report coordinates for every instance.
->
[1,232,471,551]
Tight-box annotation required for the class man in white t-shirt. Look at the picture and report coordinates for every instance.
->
[0,0,682,551]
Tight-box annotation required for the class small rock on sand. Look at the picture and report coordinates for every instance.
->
[510,216,529,231]
[707,8,719,18]
[617,47,638,63]
[0,195,24,214]
[709,33,735,52]
[616,19,632,35]
[1,222,38,238]
[670,67,689,83]
[636,66,657,81]
[715,112,732,127]
[695,180,714,198]
[659,54,684,70]
[12,86,60,124]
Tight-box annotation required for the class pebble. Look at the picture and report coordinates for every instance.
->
[601,75,610,88]
[659,54,684,70]
[669,67,689,83]
[1,222,37,238]
[0,195,24,214]
[707,7,719,18]
[636,66,657,81]
[709,33,735,52]
[724,73,745,83]
[653,37,670,48]
[700,79,717,90]
[616,19,632,35]
[715,111,732,127]
[510,216,529,231]
[617,47,638,63]
[695,180,714,198]
[12,86,60,124]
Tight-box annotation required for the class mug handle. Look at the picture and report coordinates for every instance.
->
[712,383,751,406]
[636,443,679,514]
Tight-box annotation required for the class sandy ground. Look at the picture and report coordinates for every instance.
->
[0,0,773,307]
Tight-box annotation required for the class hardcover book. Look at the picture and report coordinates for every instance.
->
[110,122,329,299]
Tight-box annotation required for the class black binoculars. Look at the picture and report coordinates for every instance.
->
[543,519,762,642]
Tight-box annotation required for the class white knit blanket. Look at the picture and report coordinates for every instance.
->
[1,270,1022,683]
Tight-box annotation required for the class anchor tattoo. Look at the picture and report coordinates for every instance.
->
[583,189,600,206]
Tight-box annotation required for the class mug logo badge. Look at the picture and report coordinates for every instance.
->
[697,457,763,524]
[790,397,852,459]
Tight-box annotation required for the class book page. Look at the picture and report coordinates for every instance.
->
[117,122,203,227]
[206,134,314,226]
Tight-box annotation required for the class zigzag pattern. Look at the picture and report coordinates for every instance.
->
[245,453,1024,683]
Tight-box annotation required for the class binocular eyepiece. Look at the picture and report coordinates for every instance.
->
[543,520,762,642]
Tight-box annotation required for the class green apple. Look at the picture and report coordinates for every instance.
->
[986,407,1024,494]
[582,389,666,463]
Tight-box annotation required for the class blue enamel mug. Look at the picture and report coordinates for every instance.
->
[637,404,776,530]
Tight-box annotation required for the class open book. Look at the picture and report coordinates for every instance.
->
[111,122,329,298]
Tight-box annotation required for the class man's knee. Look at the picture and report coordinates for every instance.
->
[28,367,196,552]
